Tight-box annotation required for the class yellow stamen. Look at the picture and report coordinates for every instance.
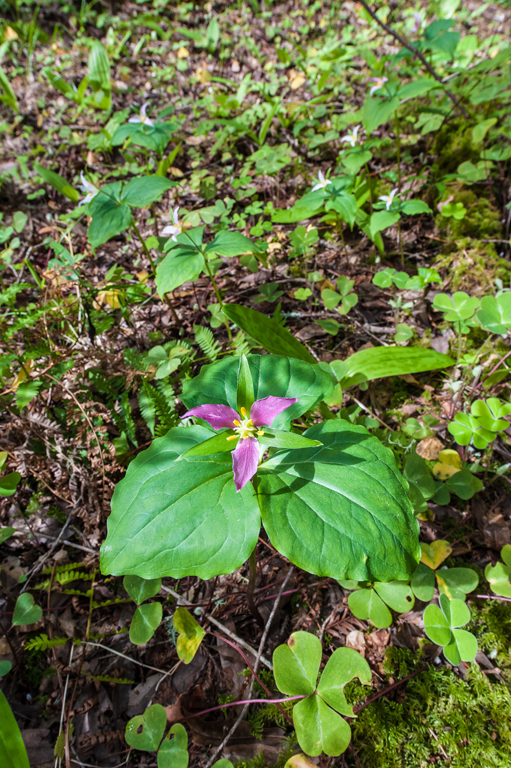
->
[240,407,247,418]
[233,420,240,426]
[257,430,264,436]
[226,435,238,441]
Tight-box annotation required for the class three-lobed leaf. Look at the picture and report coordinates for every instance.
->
[173,607,206,664]
[125,703,167,751]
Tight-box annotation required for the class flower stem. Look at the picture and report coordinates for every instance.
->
[203,259,233,343]
[247,548,265,629]
[132,220,181,327]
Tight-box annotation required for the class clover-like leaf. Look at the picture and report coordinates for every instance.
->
[485,545,511,598]
[471,398,511,432]
[317,647,371,716]
[374,580,415,613]
[173,607,206,664]
[423,603,452,646]
[157,724,188,768]
[435,567,479,600]
[129,603,163,645]
[273,631,321,695]
[12,593,42,626]
[348,588,392,628]
[373,268,395,288]
[424,594,477,665]
[411,562,435,602]
[124,575,162,605]
[444,469,483,500]
[420,540,452,570]
[125,703,167,751]
[448,413,496,449]
[432,450,462,481]
[444,628,478,666]
[432,292,479,323]
[293,695,351,757]
[476,294,511,335]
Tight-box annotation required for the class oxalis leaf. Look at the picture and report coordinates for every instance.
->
[100,426,261,580]
[125,703,167,751]
[157,724,189,768]
[173,607,206,664]
[273,632,371,756]
[257,420,420,582]
[423,594,477,666]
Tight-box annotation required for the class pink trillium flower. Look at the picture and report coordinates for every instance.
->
[129,102,154,127]
[368,76,388,96]
[311,170,332,192]
[181,396,298,491]
[379,188,399,210]
[412,12,422,33]
[161,206,182,241]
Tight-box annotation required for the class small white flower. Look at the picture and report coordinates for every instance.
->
[311,170,332,192]
[78,171,99,206]
[161,206,182,241]
[368,76,388,97]
[128,102,154,127]
[341,125,361,148]
[379,188,399,210]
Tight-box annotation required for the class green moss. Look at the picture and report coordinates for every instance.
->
[434,238,509,295]
[432,121,479,176]
[436,190,501,241]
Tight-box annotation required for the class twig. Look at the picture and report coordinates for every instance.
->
[162,585,273,670]
[203,566,295,768]
[348,394,395,431]
[356,0,469,118]
[353,664,427,713]
[82,640,176,675]
[55,644,74,768]
[475,594,511,603]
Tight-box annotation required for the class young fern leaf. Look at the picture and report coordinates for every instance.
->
[139,379,156,436]
[140,380,177,436]
[121,391,137,446]
[194,324,221,361]
[25,634,68,652]
[232,330,252,357]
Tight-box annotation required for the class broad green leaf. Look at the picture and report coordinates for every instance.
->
[156,249,205,296]
[399,200,432,215]
[35,163,80,203]
[324,193,357,227]
[88,184,132,248]
[273,631,321,695]
[471,398,511,431]
[173,607,206,664]
[394,323,413,343]
[433,292,479,323]
[130,602,163,645]
[448,413,496,450]
[293,695,352,757]
[0,661,12,677]
[439,593,470,627]
[317,647,371,716]
[332,346,454,389]
[404,454,435,501]
[0,689,30,768]
[157,724,189,768]
[502,545,511,569]
[362,96,400,135]
[88,41,110,90]
[12,593,42,626]
[374,580,415,613]
[258,421,420,582]
[181,354,333,431]
[0,527,15,544]
[223,304,316,363]
[411,562,435,602]
[205,231,255,257]
[237,353,255,413]
[485,559,511,598]
[100,426,260,580]
[258,429,322,450]
[436,568,478,600]
[373,269,395,288]
[476,294,511,335]
[180,431,235,458]
[125,703,167,751]
[0,472,21,497]
[423,603,452,646]
[420,540,452,570]
[123,575,162,605]
[444,628,478,665]
[122,176,174,207]
[272,203,324,223]
[13,212,28,233]
[369,210,400,239]
[111,121,179,155]
[398,78,437,100]
[212,762,234,768]
[472,117,497,144]
[348,588,392,628]
[445,469,483,500]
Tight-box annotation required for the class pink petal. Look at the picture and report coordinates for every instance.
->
[249,396,299,427]
[232,437,260,492]
[181,404,239,430]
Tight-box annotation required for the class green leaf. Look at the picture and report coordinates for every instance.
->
[35,163,80,203]
[433,292,480,323]
[362,96,400,135]
[0,472,21,497]
[293,695,352,757]
[471,398,511,431]
[445,469,483,500]
[88,41,110,90]
[485,556,511,598]
[404,454,436,501]
[348,588,392,628]
[125,703,167,751]
[155,249,205,296]
[394,323,413,343]
[111,122,179,155]
[179,431,235,458]
[317,646,371,716]
[0,65,19,113]
[15,380,42,410]
[157,724,189,768]
[369,211,400,239]
[448,414,496,450]
[257,420,419,582]
[122,176,174,207]
[100,426,261,580]
[273,631,321,695]
[237,353,255,413]
[223,304,316,363]
[423,603,452,646]
[0,527,15,544]
[472,117,497,145]
[12,212,28,234]
[399,200,432,215]
[130,602,163,645]
[0,689,30,768]
[123,575,162,605]
[444,628,478,665]
[373,269,395,289]
[476,294,511,335]
[258,429,322,450]
[12,593,42,626]
[332,346,454,388]
[0,661,12,677]
[374,580,415,613]
[436,568,479,600]
[205,231,255,257]
[398,78,438,100]
[181,354,333,431]
[411,562,435,602]
[173,607,206,664]
[88,184,132,248]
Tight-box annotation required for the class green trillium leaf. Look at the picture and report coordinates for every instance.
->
[179,430,236,458]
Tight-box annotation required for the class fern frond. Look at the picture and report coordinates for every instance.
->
[121,390,137,446]
[42,562,85,575]
[194,324,221,361]
[25,634,67,652]
[35,571,93,589]
[139,378,156,436]
[83,673,134,684]
[232,330,252,357]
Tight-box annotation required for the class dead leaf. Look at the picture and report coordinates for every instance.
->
[420,540,452,570]
[5,26,18,41]
[416,436,444,461]
[345,629,366,655]
[177,47,189,58]
[185,135,206,146]
[285,755,317,768]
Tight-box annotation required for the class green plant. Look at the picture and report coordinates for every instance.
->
[124,575,162,645]
[0,689,30,768]
[485,546,511,598]
[423,594,478,666]
[448,397,511,450]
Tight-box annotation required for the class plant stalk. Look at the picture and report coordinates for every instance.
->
[247,548,265,629]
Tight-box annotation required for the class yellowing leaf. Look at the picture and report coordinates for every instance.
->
[173,607,205,664]
[420,540,452,570]
[285,755,317,768]
[5,26,18,41]
[169,166,184,177]
[290,74,306,90]
[95,289,123,309]
[177,47,189,59]
[11,360,34,391]
[196,66,212,83]
[137,270,149,283]
[433,449,462,480]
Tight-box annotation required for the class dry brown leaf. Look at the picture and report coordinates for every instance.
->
[416,436,444,461]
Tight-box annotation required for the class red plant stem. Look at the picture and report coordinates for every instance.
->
[181,694,306,721]
[256,588,299,603]
[475,594,511,602]
[476,350,511,390]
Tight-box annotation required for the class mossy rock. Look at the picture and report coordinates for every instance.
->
[432,120,480,176]
[436,189,502,241]
[434,239,510,295]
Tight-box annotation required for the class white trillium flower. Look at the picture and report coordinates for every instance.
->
[78,172,99,206]
[161,206,182,241]
[128,102,154,127]
[311,170,332,192]
[368,76,388,97]
[379,188,399,210]
[341,125,361,148]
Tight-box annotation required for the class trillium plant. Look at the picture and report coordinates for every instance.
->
[129,101,154,127]
[101,354,419,584]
